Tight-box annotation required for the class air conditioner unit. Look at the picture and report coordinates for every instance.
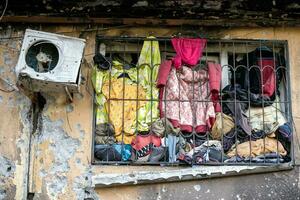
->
[15,29,86,93]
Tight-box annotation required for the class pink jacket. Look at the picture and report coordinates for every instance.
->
[156,38,221,133]
[160,66,215,133]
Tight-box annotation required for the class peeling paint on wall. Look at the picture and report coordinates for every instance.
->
[41,117,80,173]
[32,115,81,197]
[47,176,67,199]
[0,156,16,199]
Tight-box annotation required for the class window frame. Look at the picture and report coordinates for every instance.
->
[91,36,294,167]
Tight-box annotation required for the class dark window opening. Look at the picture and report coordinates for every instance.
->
[91,36,292,166]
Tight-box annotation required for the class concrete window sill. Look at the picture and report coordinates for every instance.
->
[91,163,293,188]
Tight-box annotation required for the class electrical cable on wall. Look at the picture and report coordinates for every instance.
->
[0,0,8,21]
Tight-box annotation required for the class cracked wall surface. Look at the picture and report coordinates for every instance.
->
[1,25,300,200]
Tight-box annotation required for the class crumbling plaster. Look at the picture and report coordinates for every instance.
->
[1,25,300,200]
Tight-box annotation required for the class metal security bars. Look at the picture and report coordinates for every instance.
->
[92,36,292,166]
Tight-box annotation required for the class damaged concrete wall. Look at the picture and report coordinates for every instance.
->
[96,167,300,200]
[0,26,96,200]
[1,25,300,200]
[0,28,32,200]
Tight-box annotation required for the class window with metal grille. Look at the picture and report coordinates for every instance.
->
[92,36,293,166]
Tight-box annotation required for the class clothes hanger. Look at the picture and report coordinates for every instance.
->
[117,72,131,80]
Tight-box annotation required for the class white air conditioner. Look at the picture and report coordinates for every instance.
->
[15,29,86,93]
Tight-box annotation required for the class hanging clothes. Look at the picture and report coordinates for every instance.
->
[102,78,147,144]
[157,38,207,88]
[92,61,128,125]
[227,137,287,158]
[208,62,221,112]
[211,113,235,140]
[171,38,207,69]
[148,147,166,162]
[235,47,285,105]
[180,140,227,164]
[160,66,215,133]
[156,38,216,133]
[92,61,147,144]
[137,36,161,131]
[168,134,177,163]
[222,128,268,153]
[95,123,115,144]
[246,100,286,134]
[157,60,172,88]
[92,38,162,143]
[222,84,252,135]
[131,133,161,158]
[149,117,180,137]
[94,144,132,161]
[275,123,292,155]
